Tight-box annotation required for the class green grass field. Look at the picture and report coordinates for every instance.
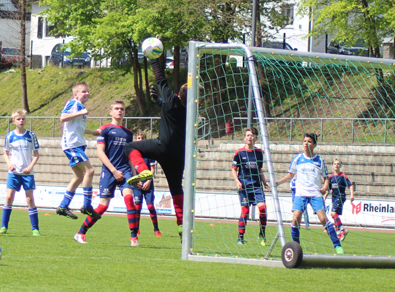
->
[1,209,395,291]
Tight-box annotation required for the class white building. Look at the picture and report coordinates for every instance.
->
[268,2,327,53]
[0,0,31,52]
[30,2,73,68]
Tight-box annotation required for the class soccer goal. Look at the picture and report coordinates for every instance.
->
[182,41,395,268]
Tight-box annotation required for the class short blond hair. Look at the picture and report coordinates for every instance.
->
[135,130,146,140]
[110,99,125,110]
[11,109,27,120]
[333,158,342,167]
[72,82,89,95]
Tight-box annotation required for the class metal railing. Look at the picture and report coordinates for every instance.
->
[231,117,395,143]
[0,116,160,138]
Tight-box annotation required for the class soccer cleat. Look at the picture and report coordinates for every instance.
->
[154,230,162,237]
[126,170,154,185]
[32,229,40,236]
[56,207,78,220]
[335,246,344,254]
[130,237,140,246]
[339,229,349,242]
[80,206,102,221]
[237,234,244,245]
[258,232,267,247]
[306,226,310,230]
[74,233,87,244]
[178,225,183,243]
[0,227,7,234]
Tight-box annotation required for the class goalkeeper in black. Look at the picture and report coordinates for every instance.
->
[124,58,187,239]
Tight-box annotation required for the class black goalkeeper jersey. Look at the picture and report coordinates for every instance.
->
[151,59,186,155]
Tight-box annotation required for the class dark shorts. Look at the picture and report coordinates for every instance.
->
[99,170,133,198]
[133,188,155,205]
[332,196,346,215]
[238,189,265,206]
[125,138,184,196]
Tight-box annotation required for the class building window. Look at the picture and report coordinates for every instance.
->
[281,4,294,25]
[45,20,57,37]
[37,17,43,39]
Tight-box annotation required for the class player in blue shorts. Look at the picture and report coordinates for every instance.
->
[290,177,309,229]
[276,133,344,254]
[74,100,140,246]
[324,158,355,241]
[132,130,161,237]
[56,82,101,220]
[1,109,40,235]
[232,127,269,246]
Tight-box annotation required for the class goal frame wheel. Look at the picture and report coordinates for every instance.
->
[282,241,303,268]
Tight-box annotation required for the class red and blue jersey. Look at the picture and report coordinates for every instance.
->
[232,146,264,192]
[97,123,133,173]
[328,172,352,198]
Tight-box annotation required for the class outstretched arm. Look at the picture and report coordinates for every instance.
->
[151,58,173,103]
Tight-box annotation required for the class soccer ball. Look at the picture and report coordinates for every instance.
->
[142,37,163,59]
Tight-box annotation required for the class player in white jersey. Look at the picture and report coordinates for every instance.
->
[276,133,344,254]
[1,109,40,235]
[56,82,101,221]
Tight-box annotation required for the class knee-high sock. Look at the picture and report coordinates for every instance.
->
[78,204,107,234]
[135,203,142,231]
[1,205,12,229]
[238,206,249,234]
[172,194,183,226]
[147,204,159,231]
[304,210,310,227]
[59,190,75,208]
[331,213,342,231]
[28,208,39,230]
[325,221,341,247]
[124,194,138,237]
[128,150,148,173]
[258,205,267,236]
[83,186,93,209]
[291,224,300,243]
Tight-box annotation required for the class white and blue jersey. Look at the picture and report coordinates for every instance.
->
[4,130,39,175]
[61,99,87,150]
[97,123,134,173]
[290,177,296,201]
[288,153,328,197]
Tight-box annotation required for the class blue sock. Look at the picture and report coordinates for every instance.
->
[83,186,93,210]
[304,211,310,228]
[325,221,341,247]
[291,224,300,243]
[59,190,75,208]
[29,208,39,230]
[1,205,12,229]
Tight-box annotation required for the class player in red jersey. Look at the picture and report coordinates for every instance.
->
[74,100,139,246]
[324,158,355,241]
[231,127,269,246]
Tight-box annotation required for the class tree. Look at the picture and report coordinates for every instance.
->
[298,0,392,58]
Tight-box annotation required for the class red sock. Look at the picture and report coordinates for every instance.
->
[238,206,249,234]
[79,204,108,234]
[128,150,149,172]
[258,205,267,235]
[332,213,342,231]
[172,194,183,226]
[124,195,138,237]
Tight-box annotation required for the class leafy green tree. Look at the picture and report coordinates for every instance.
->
[298,0,392,57]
